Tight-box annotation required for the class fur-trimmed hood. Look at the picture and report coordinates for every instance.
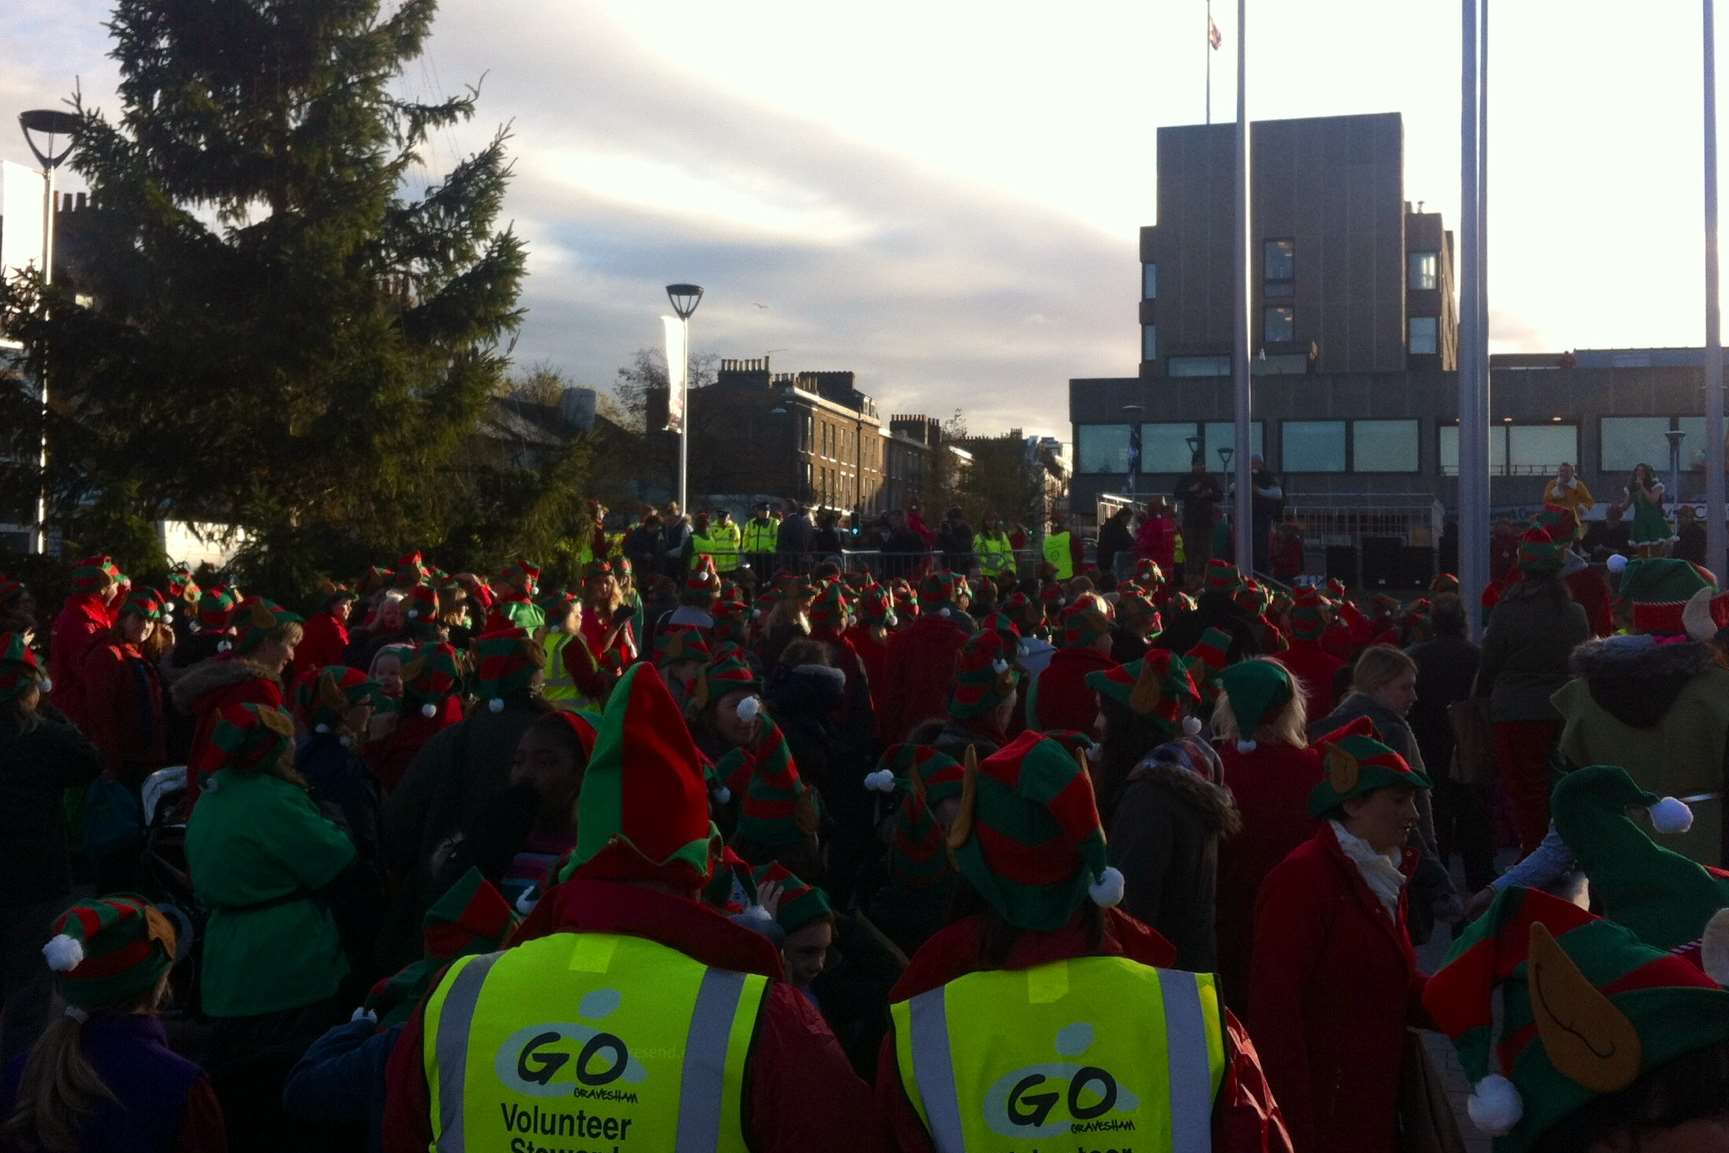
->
[1126,753,1243,838]
[1566,636,1719,729]
[168,655,281,714]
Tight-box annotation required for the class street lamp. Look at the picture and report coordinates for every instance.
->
[18,108,79,556]
[1666,428,1687,505]
[666,283,703,511]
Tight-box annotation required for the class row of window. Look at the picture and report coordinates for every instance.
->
[1139,246,1439,303]
[1148,312,1437,370]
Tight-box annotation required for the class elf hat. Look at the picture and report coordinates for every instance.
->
[559,663,722,890]
[1115,590,1160,634]
[403,582,439,623]
[0,633,49,702]
[710,596,750,647]
[809,582,850,634]
[750,862,833,938]
[1682,585,1729,643]
[1039,582,1067,617]
[41,895,177,1012]
[729,713,819,849]
[210,702,297,776]
[919,570,962,615]
[394,550,426,587]
[1549,765,1728,951]
[892,583,921,623]
[1431,572,1461,596]
[454,573,495,611]
[232,596,303,655]
[1533,502,1579,542]
[975,610,1022,656]
[1517,526,1565,577]
[653,623,712,671]
[538,589,579,628]
[863,744,968,888]
[317,578,356,610]
[195,586,238,633]
[948,628,1020,721]
[296,666,382,733]
[1169,590,1199,615]
[1184,626,1233,694]
[1424,886,1729,1151]
[1617,557,1718,635]
[1134,559,1166,588]
[684,555,720,605]
[498,558,541,598]
[855,583,894,628]
[1204,559,1243,595]
[120,587,168,623]
[1086,649,1204,738]
[692,651,762,717]
[472,627,546,711]
[1308,718,1432,817]
[1060,596,1113,650]
[165,564,200,606]
[401,642,463,719]
[365,867,518,1027]
[1217,658,1296,753]
[946,731,1127,932]
[70,554,120,594]
[1326,577,1349,600]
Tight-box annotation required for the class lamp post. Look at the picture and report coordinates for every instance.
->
[1666,428,1687,505]
[665,283,703,512]
[18,108,78,556]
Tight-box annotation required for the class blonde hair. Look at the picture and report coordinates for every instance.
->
[1352,644,1417,694]
[1211,658,1310,748]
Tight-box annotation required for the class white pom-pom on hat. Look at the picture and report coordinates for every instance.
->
[514,887,540,916]
[1182,715,1203,737]
[1466,1074,1523,1136]
[43,934,84,973]
[992,658,1010,674]
[420,702,438,719]
[863,768,897,793]
[351,1006,378,1024]
[736,695,761,723]
[1703,909,1729,985]
[712,785,732,806]
[1649,796,1695,835]
[488,698,505,714]
[1085,744,1103,766]
[940,607,951,618]
[1236,739,1258,754]
[315,723,331,734]
[217,639,233,653]
[1088,866,1126,909]
[39,678,53,693]
[1607,553,1629,575]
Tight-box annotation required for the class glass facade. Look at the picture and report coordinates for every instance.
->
[1076,424,1132,474]
[1600,417,1673,475]
[1143,423,1201,473]
[1265,239,1295,289]
[1508,424,1579,476]
[1282,421,1346,472]
[1352,420,1420,473]
[1167,355,1232,377]
[1203,421,1266,468]
[1264,305,1295,343]
[1143,263,1158,300]
[1409,251,1438,290]
[1409,316,1438,355]
[1142,324,1158,362]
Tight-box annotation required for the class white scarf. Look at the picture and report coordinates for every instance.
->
[1329,820,1406,919]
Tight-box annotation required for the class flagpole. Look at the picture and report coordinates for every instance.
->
[1206,0,1213,125]
[1232,0,1253,574]
[1459,0,1484,635]
[1707,0,1726,579]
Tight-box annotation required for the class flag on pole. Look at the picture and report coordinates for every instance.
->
[661,315,687,434]
[1208,14,1223,50]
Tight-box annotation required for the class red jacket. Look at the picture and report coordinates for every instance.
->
[79,639,167,778]
[289,609,350,684]
[1135,514,1178,570]
[365,697,464,795]
[1249,823,1428,1153]
[879,614,971,743]
[843,625,890,716]
[1214,741,1322,1010]
[1564,566,1614,637]
[167,656,285,796]
[1027,646,1116,733]
[382,879,884,1153]
[1280,638,1345,719]
[875,909,1292,1153]
[48,594,114,727]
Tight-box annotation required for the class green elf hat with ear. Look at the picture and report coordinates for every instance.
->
[863,743,968,888]
[653,623,712,671]
[809,582,850,634]
[232,596,303,655]
[731,713,818,849]
[685,555,721,605]
[1086,649,1204,738]
[1204,558,1243,595]
[121,587,168,623]
[1533,502,1579,543]
[975,610,1021,656]
[41,895,178,1012]
[70,554,120,594]
[711,593,750,647]
[1550,765,1728,952]
[196,586,238,635]
[1424,885,1729,1151]
[498,558,541,598]
[401,642,462,719]
[1114,590,1161,635]
[1059,596,1112,650]
[1217,658,1296,753]
[559,663,722,890]
[946,731,1126,932]
[296,666,381,734]
[364,866,519,1026]
[1613,556,1717,635]
[472,627,546,712]
[691,652,762,731]
[750,862,833,937]
[1184,626,1233,698]
[1308,717,1432,818]
[209,702,297,777]
[891,582,920,623]
[855,583,894,628]
[947,628,1020,721]
[0,632,49,701]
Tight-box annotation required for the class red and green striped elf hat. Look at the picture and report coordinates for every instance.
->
[855,583,894,628]
[1289,591,1328,641]
[394,550,426,587]
[948,628,1020,721]
[316,577,356,610]
[1307,716,1432,817]
[41,895,178,1011]
[710,594,750,648]
[559,663,721,890]
[946,730,1126,932]
[401,642,463,719]
[403,582,439,623]
[1431,572,1461,596]
[472,627,546,712]
[295,666,381,733]
[1134,558,1166,589]
[975,609,1021,655]
[1086,649,1204,738]
[70,554,120,594]
[497,557,541,598]
[1184,626,1233,698]
[209,702,297,777]
[891,582,920,624]
[919,570,963,616]
[1115,589,1161,637]
[1059,596,1112,650]
[1203,558,1243,596]
[1533,502,1579,542]
[653,623,712,671]
[809,582,850,634]
[455,572,496,611]
[1038,580,1067,618]
[1325,577,1349,600]
[196,585,238,633]
[1516,526,1565,577]
[1168,589,1198,616]
[732,714,819,850]
[0,632,49,701]
[750,862,833,937]
[120,587,168,623]
[1614,557,1718,636]
[365,866,519,1027]
[165,563,199,607]
[691,651,762,720]
[232,596,303,655]
[685,555,720,605]
[1424,886,1729,1151]
[862,744,967,888]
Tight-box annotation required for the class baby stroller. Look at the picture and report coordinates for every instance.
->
[140,766,206,1017]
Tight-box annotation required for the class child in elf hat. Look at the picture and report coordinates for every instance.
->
[0,896,225,1152]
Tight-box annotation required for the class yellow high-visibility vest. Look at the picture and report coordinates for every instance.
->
[423,932,767,1153]
[539,631,597,711]
[742,519,779,555]
[978,533,1015,579]
[1042,532,1074,581]
[891,956,1226,1153]
[709,523,743,572]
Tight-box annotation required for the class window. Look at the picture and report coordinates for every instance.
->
[1264,306,1295,344]
[1076,424,1132,474]
[1409,316,1438,355]
[1264,239,1294,297]
[1142,324,1158,362]
[801,413,813,452]
[801,460,812,492]
[1509,425,1578,476]
[1409,251,1438,291]
[1167,355,1231,378]
[1351,420,1420,473]
[1600,417,1673,474]
[1203,421,1266,469]
[1282,420,1346,472]
[1142,263,1158,300]
[1439,425,1510,476]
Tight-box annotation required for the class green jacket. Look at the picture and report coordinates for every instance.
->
[186,769,357,1017]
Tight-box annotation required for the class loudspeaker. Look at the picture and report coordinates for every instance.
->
[1325,546,1358,588]
[1362,536,1403,588]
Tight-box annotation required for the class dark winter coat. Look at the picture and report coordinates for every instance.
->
[1478,582,1591,721]
[1157,591,1263,665]
[938,519,975,572]
[1095,515,1133,578]
[80,638,167,779]
[297,732,385,868]
[282,1017,401,1153]
[1250,822,1427,1153]
[810,910,908,1082]
[776,512,813,560]
[1407,634,1481,782]
[1105,749,1240,972]
[0,705,102,907]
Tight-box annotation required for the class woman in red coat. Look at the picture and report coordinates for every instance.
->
[1211,658,1323,1011]
[365,642,465,795]
[80,588,172,784]
[1249,721,1432,1153]
[841,583,893,716]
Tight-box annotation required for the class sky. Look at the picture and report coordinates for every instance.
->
[1,1,1724,441]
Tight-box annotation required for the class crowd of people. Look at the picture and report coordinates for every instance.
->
[0,477,1727,1153]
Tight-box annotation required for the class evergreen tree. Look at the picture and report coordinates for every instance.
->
[0,0,525,573]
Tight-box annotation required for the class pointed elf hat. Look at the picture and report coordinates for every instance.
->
[120,587,168,623]
[1616,557,1717,635]
[948,628,1020,721]
[653,623,713,671]
[1059,596,1113,650]
[41,895,178,1012]
[1204,558,1243,595]
[730,710,819,850]
[1289,591,1329,641]
[750,862,833,937]
[891,582,920,622]
[975,610,1022,656]
[1308,716,1432,817]
[1086,649,1203,738]
[498,558,541,597]
[455,572,496,610]
[919,569,962,615]
[365,867,519,1027]
[1431,572,1461,596]
[1039,581,1067,617]
[394,550,427,587]
[809,582,850,634]
[403,582,439,622]
[946,731,1126,932]
[1424,886,1729,1151]
[685,555,720,604]
[1549,765,1728,952]
[559,663,722,890]
[1533,502,1579,542]
[1134,559,1166,588]
[692,651,762,718]
[164,563,199,605]
[296,666,382,732]
[317,577,355,610]
[1516,525,1565,577]
[232,596,303,655]
[70,554,120,594]
[210,702,298,776]
[1184,626,1233,696]
[1114,590,1161,635]
[402,642,463,719]
[855,583,894,627]
[1682,584,1729,643]
[195,585,238,633]
[472,627,546,712]
[0,633,48,702]
[862,743,968,887]
[710,593,750,647]
[1217,658,1296,753]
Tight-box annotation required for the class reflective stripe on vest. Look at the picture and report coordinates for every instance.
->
[539,632,587,707]
[743,520,779,555]
[1042,532,1073,580]
[709,525,743,571]
[978,535,1015,577]
[890,956,1226,1153]
[423,932,767,1153]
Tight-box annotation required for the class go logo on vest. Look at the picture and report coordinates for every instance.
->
[983,1022,1138,1138]
[495,988,647,1099]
